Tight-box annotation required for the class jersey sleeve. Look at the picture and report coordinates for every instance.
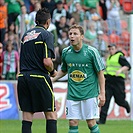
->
[91,47,105,72]
[119,55,131,70]
[44,32,55,59]
[61,48,68,72]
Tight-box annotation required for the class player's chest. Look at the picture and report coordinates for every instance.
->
[65,51,91,64]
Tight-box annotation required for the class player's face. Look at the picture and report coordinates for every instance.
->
[68,28,83,47]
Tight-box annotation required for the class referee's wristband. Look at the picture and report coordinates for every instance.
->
[50,69,55,76]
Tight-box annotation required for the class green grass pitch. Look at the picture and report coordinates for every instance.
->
[0,119,133,133]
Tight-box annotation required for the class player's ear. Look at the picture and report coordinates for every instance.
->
[81,35,84,40]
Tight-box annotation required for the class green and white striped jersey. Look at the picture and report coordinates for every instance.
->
[61,43,105,101]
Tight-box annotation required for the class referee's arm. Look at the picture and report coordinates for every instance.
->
[43,58,57,77]
[43,58,54,72]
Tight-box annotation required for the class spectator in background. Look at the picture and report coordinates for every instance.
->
[29,2,41,27]
[41,0,56,17]
[7,22,19,50]
[86,7,103,31]
[99,0,107,20]
[106,0,121,35]
[23,0,31,13]
[66,0,81,13]
[15,4,34,40]
[23,0,39,13]
[8,31,19,51]
[3,21,18,49]
[83,21,97,46]
[93,30,108,59]
[8,22,16,33]
[52,1,74,26]
[3,31,8,50]
[29,0,39,12]
[52,1,67,24]
[71,2,86,26]
[47,22,58,47]
[57,28,70,66]
[55,16,69,38]
[3,31,18,51]
[82,0,99,13]
[0,0,7,44]
[5,0,24,26]
[1,41,19,80]
[0,42,3,80]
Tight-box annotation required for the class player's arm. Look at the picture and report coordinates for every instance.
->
[97,70,105,107]
[51,70,67,82]
[43,58,57,77]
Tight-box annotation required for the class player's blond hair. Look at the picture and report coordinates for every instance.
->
[68,24,84,35]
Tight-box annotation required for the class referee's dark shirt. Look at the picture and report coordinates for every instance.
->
[20,25,55,74]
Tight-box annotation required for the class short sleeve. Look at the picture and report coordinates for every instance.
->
[44,32,55,59]
[91,48,105,72]
[61,48,68,72]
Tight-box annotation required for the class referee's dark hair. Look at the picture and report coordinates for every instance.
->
[35,7,51,25]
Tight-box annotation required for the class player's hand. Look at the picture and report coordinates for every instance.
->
[98,93,106,107]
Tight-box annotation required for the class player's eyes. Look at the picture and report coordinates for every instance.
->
[74,33,77,35]
[69,32,78,35]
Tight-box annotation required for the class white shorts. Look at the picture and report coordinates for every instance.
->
[66,97,99,120]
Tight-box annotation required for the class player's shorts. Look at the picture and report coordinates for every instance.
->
[66,97,99,120]
[17,72,56,113]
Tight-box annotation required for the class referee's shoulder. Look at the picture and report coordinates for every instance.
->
[36,27,54,40]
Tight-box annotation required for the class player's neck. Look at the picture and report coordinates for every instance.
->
[73,43,82,51]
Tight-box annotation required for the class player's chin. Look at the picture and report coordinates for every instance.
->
[71,42,75,45]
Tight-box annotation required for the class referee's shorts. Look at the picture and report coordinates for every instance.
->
[17,72,56,113]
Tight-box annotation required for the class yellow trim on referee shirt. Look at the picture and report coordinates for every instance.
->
[18,74,23,77]
[30,74,54,111]
[21,41,24,44]
[44,43,48,58]
[34,42,48,58]
[35,41,43,44]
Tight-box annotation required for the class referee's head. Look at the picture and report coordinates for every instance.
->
[35,7,51,29]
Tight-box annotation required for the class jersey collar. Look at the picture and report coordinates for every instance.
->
[36,24,47,30]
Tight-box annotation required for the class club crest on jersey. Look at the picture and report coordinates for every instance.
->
[23,30,41,43]
[69,70,87,82]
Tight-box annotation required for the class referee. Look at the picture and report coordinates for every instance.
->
[17,8,57,133]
